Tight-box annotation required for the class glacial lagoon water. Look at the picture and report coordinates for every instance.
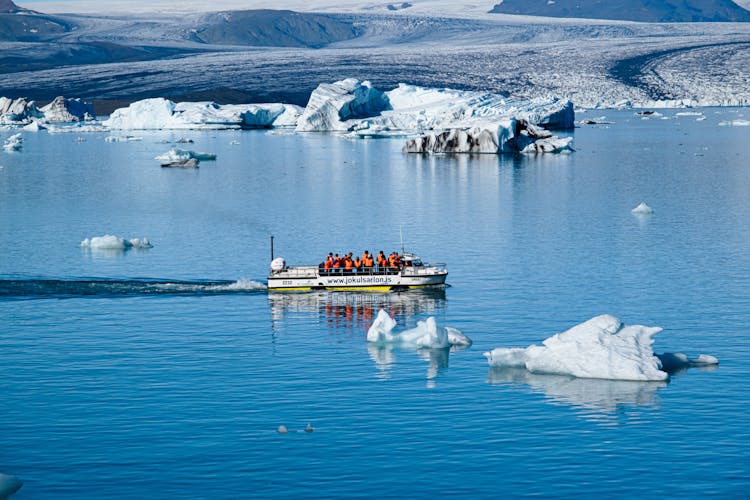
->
[1,110,750,497]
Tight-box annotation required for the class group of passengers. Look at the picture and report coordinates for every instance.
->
[319,250,404,274]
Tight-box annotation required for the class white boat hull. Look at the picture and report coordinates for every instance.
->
[268,267,448,291]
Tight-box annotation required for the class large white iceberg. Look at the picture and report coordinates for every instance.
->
[367,309,472,348]
[104,98,303,130]
[154,148,216,161]
[487,315,662,381]
[484,315,718,381]
[296,79,574,135]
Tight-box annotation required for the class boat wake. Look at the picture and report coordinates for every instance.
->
[0,278,267,300]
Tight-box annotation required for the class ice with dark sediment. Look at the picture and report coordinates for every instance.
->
[484,315,718,381]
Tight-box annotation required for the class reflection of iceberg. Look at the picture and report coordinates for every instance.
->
[267,287,446,327]
[487,366,667,418]
[368,337,466,388]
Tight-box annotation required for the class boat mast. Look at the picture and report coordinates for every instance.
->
[270,235,274,261]
[400,226,405,254]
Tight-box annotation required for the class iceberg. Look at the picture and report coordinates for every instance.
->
[80,235,152,250]
[295,78,389,132]
[719,119,750,127]
[154,148,216,161]
[297,79,574,135]
[367,309,471,348]
[484,315,669,381]
[2,133,22,152]
[40,96,95,122]
[402,119,573,154]
[631,202,654,214]
[104,98,303,130]
[0,97,42,125]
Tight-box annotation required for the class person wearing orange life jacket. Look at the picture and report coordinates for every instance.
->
[324,253,333,274]
[344,253,354,273]
[353,255,362,272]
[377,251,387,272]
[361,250,371,271]
[332,253,341,273]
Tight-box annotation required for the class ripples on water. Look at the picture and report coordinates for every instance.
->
[1,111,750,497]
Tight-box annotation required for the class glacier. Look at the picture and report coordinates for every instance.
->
[483,314,718,381]
[367,309,472,348]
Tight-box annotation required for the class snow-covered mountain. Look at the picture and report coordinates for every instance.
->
[490,0,750,22]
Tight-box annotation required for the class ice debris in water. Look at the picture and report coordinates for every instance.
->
[155,148,216,161]
[486,315,662,381]
[631,202,653,214]
[367,309,471,348]
[105,135,142,142]
[277,425,288,434]
[3,133,22,152]
[80,235,153,250]
[656,352,719,372]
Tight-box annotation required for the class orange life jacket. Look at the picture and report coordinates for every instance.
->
[344,258,353,270]
[354,258,362,268]
[333,257,341,268]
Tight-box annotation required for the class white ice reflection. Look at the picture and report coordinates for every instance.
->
[369,343,470,389]
[488,367,667,423]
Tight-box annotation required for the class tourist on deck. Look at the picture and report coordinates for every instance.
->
[344,253,354,273]
[324,253,333,275]
[377,251,387,272]
[353,255,362,272]
[333,253,341,273]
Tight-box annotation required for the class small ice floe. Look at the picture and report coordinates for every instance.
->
[0,472,23,498]
[3,133,22,152]
[155,148,216,162]
[105,135,142,142]
[277,425,288,434]
[719,119,750,127]
[656,353,719,373]
[367,309,471,348]
[304,423,314,433]
[675,111,703,117]
[175,137,194,144]
[161,158,199,168]
[230,140,240,145]
[74,137,86,142]
[80,235,152,250]
[631,202,654,215]
[22,120,45,132]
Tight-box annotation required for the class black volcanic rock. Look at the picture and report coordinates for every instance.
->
[489,0,750,22]
[191,10,359,48]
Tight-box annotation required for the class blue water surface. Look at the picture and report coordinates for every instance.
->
[1,109,749,498]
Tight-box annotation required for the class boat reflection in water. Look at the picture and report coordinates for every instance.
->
[487,367,668,424]
[268,287,447,333]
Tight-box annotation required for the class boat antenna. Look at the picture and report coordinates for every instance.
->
[270,235,274,262]
[399,226,405,255]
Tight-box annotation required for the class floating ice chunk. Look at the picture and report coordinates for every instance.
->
[719,119,750,127]
[367,309,471,348]
[0,96,42,124]
[105,135,142,142]
[675,111,703,117]
[656,352,719,372]
[22,120,45,131]
[484,314,668,381]
[80,235,152,250]
[155,148,216,161]
[3,133,22,152]
[631,202,653,214]
[296,78,389,132]
[0,473,22,498]
[46,124,108,133]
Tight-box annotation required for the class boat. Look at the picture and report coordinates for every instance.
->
[267,240,448,291]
